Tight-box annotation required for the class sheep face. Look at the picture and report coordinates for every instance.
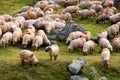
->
[104,60,109,68]
[82,50,88,55]
[67,46,73,52]
[32,44,37,50]
[45,46,51,52]
[108,45,113,52]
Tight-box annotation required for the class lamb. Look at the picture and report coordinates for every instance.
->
[32,34,43,50]
[99,37,113,52]
[101,48,110,68]
[45,44,59,60]
[82,40,95,55]
[38,30,51,46]
[12,27,22,45]
[67,36,86,52]
[20,50,39,66]
[112,36,120,52]
[0,32,13,48]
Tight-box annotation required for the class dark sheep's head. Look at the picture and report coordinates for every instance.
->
[22,44,27,49]
[45,46,51,52]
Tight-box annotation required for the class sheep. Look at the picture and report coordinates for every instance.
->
[12,27,22,45]
[106,24,119,39]
[108,13,120,24]
[82,40,95,55]
[63,6,79,13]
[38,30,51,46]
[51,21,65,29]
[0,21,8,33]
[102,0,114,8]
[15,12,29,20]
[99,37,113,52]
[83,31,92,41]
[44,22,55,34]
[44,8,54,16]
[24,19,36,29]
[45,44,59,60]
[90,4,103,13]
[44,3,59,11]
[0,32,13,48]
[76,9,97,18]
[18,6,33,13]
[67,36,86,52]
[34,1,49,10]
[22,33,33,49]
[2,14,13,22]
[112,36,120,52]
[66,31,84,44]
[32,34,43,50]
[97,30,108,39]
[20,50,39,66]
[61,12,72,21]
[66,0,78,6]
[101,48,110,68]
[78,1,92,9]
[54,0,66,6]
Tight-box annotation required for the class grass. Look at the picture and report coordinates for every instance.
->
[0,0,120,80]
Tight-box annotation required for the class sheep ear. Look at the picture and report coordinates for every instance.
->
[30,53,34,58]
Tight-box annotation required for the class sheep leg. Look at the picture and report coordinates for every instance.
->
[54,55,58,60]
[21,60,25,65]
[50,55,52,61]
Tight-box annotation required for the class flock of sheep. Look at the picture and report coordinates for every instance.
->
[0,0,120,68]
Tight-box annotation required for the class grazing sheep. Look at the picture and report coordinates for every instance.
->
[54,0,66,6]
[112,36,120,52]
[12,27,22,45]
[20,50,39,66]
[102,0,114,8]
[45,44,59,60]
[106,24,119,39]
[18,6,33,13]
[44,22,55,34]
[78,1,92,9]
[32,34,43,50]
[101,48,110,68]
[63,6,79,13]
[34,1,49,10]
[2,14,13,22]
[90,4,103,13]
[0,32,13,48]
[82,40,95,55]
[0,21,8,33]
[83,31,92,41]
[44,3,59,11]
[38,30,51,46]
[99,37,113,52]
[67,36,86,52]
[24,19,36,29]
[97,30,108,39]
[44,8,54,15]
[66,0,78,6]
[61,12,72,21]
[108,13,120,24]
[66,31,84,44]
[15,12,29,20]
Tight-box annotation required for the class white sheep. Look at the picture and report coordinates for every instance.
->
[20,50,39,66]
[67,36,86,52]
[112,36,120,52]
[45,44,59,60]
[0,32,13,48]
[101,48,110,68]
[97,30,108,39]
[32,34,44,50]
[82,40,95,55]
[99,37,113,52]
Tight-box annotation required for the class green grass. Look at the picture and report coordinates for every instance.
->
[0,0,120,80]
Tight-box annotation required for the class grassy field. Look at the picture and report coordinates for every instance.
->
[0,0,120,80]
